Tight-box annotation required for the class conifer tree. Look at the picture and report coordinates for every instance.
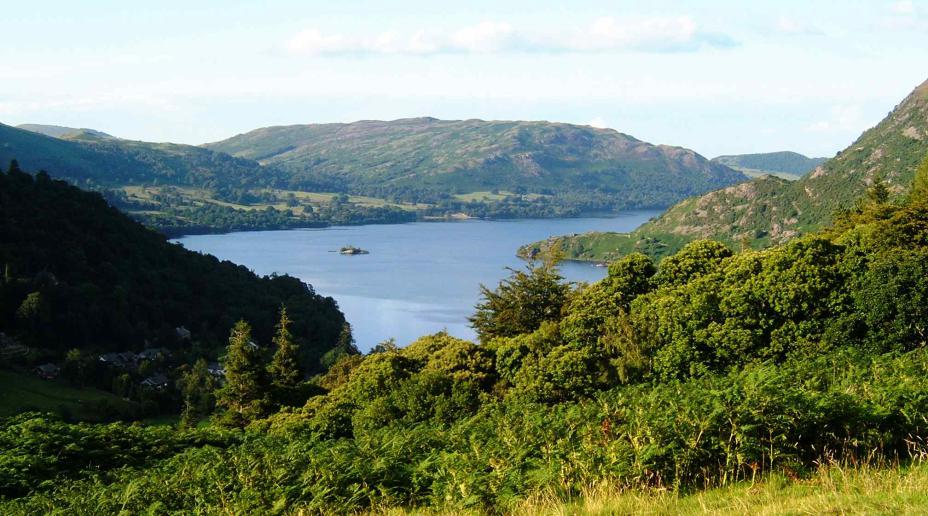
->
[268,306,302,393]
[867,173,890,204]
[215,320,270,426]
[178,359,216,428]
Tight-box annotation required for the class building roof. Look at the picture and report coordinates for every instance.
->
[141,373,170,387]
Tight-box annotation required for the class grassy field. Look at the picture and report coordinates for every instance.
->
[454,191,551,202]
[0,369,136,421]
[120,185,430,214]
[379,462,928,515]
[730,165,802,181]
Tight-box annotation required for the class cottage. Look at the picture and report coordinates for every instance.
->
[206,362,225,377]
[175,326,192,341]
[140,373,170,390]
[99,351,139,369]
[138,348,169,361]
[34,363,60,379]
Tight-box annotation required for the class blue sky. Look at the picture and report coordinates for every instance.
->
[2,0,927,157]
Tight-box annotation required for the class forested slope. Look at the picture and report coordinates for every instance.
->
[0,161,345,366]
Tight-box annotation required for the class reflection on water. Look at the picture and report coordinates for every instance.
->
[174,211,660,351]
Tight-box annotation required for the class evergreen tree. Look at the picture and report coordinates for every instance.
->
[268,306,302,404]
[215,320,270,426]
[178,359,216,428]
[321,322,360,369]
[469,258,570,343]
[867,173,890,204]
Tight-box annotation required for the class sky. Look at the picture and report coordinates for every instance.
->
[2,0,927,158]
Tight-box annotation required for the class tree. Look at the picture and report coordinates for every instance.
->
[370,338,398,354]
[654,240,731,287]
[866,173,890,205]
[321,322,360,369]
[470,259,570,343]
[61,348,91,386]
[215,320,270,426]
[911,155,928,202]
[16,292,47,335]
[268,306,303,405]
[177,359,216,428]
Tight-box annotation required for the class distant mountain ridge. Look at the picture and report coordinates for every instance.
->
[0,122,280,189]
[2,117,746,235]
[711,151,827,180]
[17,124,116,141]
[204,117,746,209]
[522,77,928,262]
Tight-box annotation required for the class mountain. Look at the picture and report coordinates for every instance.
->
[523,78,928,262]
[0,122,280,189]
[205,118,747,209]
[3,120,745,235]
[0,161,346,370]
[711,151,827,180]
[18,123,116,141]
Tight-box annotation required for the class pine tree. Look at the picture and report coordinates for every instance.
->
[268,306,302,394]
[867,173,890,205]
[321,322,360,369]
[215,320,270,426]
[178,359,216,428]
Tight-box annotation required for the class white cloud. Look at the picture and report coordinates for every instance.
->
[285,22,516,56]
[282,17,736,57]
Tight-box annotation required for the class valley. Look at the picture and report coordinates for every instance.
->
[3,3,928,510]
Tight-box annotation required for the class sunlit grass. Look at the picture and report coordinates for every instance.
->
[373,462,928,515]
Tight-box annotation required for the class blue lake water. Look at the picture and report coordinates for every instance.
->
[174,211,660,351]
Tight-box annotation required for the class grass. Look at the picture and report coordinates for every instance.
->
[0,369,135,421]
[375,462,928,515]
[120,186,432,214]
[730,166,802,181]
[454,191,550,202]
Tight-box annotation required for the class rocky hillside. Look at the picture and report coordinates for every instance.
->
[205,118,746,209]
[523,78,928,261]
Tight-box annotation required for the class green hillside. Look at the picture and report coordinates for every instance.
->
[0,161,346,377]
[0,123,416,234]
[527,78,928,262]
[712,151,827,179]
[3,120,747,235]
[0,122,280,190]
[205,117,747,209]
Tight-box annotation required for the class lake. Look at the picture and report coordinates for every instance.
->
[174,211,660,351]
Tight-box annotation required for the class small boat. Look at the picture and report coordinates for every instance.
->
[340,246,370,255]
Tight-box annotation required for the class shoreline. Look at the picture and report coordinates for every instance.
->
[166,209,664,240]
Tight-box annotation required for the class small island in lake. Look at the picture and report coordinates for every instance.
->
[340,245,370,255]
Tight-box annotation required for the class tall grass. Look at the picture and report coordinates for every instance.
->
[374,457,928,516]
